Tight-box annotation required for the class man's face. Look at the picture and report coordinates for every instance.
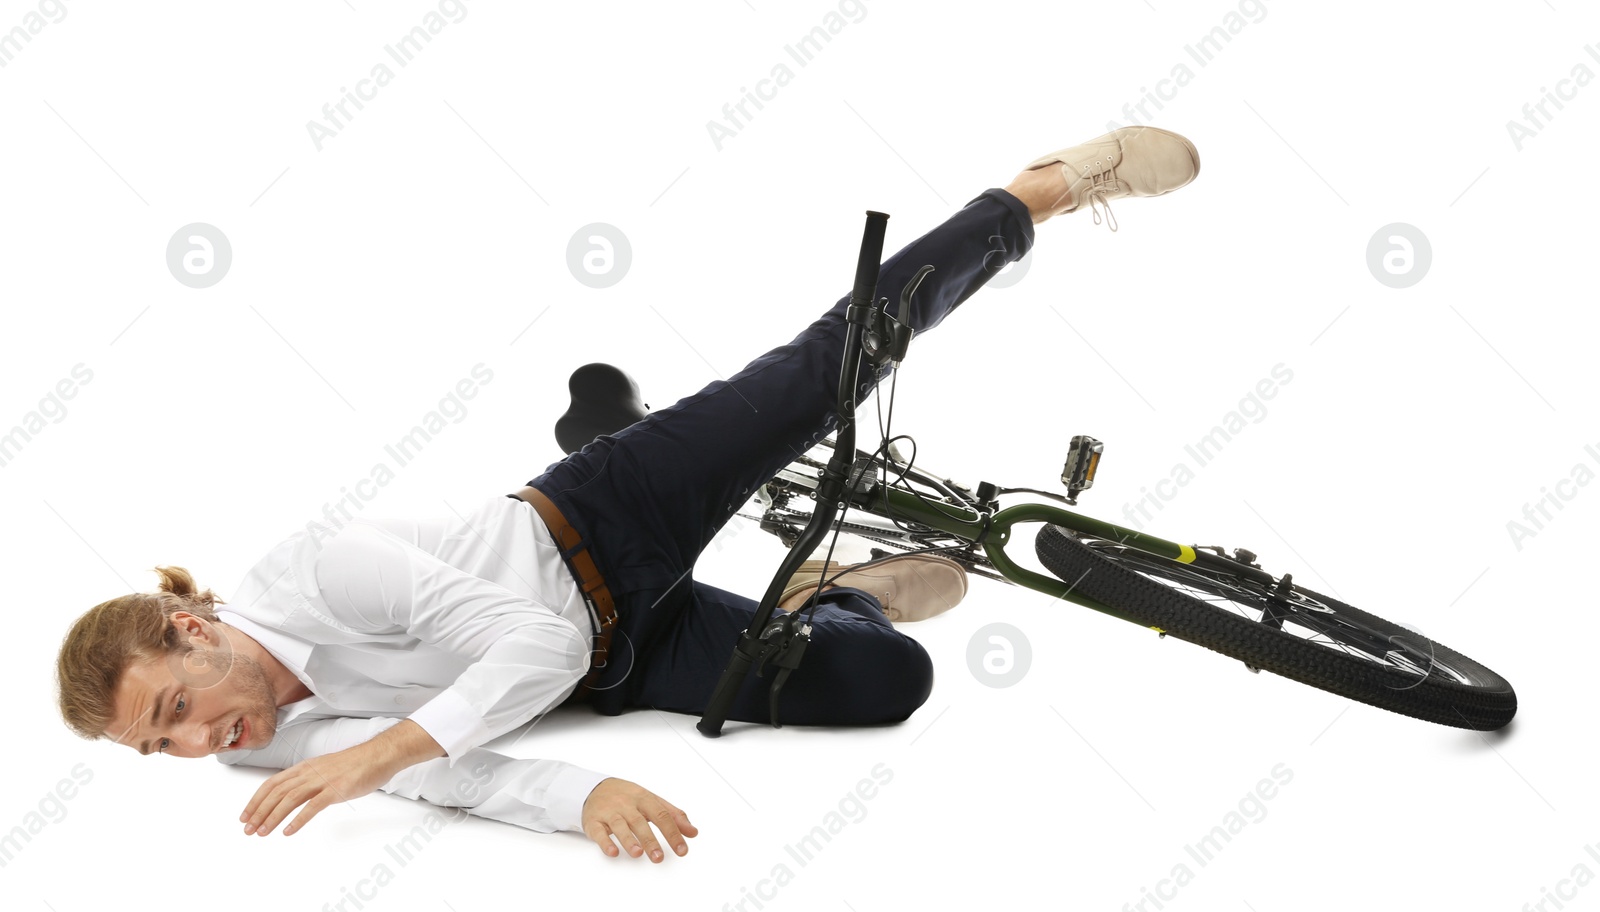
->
[105,637,280,758]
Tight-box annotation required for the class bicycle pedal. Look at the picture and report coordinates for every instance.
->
[1061,435,1103,505]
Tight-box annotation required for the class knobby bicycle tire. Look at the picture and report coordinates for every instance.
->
[1034,523,1517,731]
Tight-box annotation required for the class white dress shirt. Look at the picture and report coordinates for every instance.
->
[213,493,612,834]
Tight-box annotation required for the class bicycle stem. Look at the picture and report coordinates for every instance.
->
[695,210,890,738]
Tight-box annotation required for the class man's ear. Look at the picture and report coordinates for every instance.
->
[162,613,235,689]
[168,611,219,648]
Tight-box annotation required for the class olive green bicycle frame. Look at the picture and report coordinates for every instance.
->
[857,482,1212,630]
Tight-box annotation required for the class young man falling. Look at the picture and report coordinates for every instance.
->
[55,126,1199,864]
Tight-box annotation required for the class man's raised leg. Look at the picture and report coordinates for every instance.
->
[531,188,1033,595]
[528,126,1201,597]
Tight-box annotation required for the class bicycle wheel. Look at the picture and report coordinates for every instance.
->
[1034,524,1516,731]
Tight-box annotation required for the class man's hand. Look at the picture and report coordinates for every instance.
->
[581,777,698,862]
[240,719,441,837]
[240,740,400,837]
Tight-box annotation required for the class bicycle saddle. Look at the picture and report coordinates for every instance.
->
[555,362,649,455]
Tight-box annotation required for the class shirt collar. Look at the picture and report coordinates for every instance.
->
[215,608,316,698]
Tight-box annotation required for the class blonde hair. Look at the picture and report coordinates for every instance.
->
[56,566,227,742]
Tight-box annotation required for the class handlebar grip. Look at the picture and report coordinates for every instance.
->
[695,646,756,737]
[850,211,890,308]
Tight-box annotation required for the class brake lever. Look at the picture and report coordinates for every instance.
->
[752,609,813,728]
[889,265,933,364]
[862,265,932,368]
[900,264,934,311]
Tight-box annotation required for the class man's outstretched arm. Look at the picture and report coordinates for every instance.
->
[246,520,697,859]
[236,717,444,835]
[219,714,696,860]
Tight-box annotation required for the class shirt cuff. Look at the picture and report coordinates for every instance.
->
[547,764,613,833]
[407,688,492,767]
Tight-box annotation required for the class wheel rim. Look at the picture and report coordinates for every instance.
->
[1077,536,1485,688]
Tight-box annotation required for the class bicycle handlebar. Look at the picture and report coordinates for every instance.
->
[852,211,890,309]
[695,210,890,738]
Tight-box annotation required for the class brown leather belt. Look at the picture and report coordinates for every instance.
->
[512,485,617,702]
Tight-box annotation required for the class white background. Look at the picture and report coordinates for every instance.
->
[3,0,1595,909]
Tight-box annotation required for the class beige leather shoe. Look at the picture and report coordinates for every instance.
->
[780,553,968,622]
[1023,126,1200,230]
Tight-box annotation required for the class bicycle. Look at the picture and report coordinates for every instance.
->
[734,427,1517,729]
[561,211,1517,736]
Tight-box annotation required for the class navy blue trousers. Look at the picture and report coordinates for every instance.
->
[519,187,1036,725]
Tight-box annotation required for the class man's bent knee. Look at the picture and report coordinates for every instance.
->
[876,638,935,724]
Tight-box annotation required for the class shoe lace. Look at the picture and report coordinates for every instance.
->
[1081,161,1120,232]
[1087,189,1118,232]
